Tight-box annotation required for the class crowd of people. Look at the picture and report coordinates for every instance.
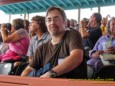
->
[0,6,115,79]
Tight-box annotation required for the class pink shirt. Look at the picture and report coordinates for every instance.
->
[9,29,29,55]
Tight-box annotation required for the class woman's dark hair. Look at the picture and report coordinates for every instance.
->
[24,19,29,31]
[67,19,70,28]
[12,18,24,30]
[31,15,47,33]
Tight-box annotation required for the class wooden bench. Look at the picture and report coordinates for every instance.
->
[0,75,114,86]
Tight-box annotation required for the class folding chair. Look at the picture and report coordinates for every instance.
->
[0,63,12,75]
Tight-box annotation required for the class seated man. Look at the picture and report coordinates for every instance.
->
[79,13,102,49]
[87,17,115,73]
[21,6,85,79]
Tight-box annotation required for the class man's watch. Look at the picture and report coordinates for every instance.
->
[49,70,57,78]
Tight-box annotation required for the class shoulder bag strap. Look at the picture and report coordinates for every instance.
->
[47,31,67,63]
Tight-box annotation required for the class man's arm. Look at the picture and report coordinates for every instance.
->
[40,49,83,77]
[21,66,34,76]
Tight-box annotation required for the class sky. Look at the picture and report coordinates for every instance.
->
[0,5,115,23]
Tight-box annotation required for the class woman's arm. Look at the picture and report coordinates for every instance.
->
[104,46,115,54]
[1,24,24,43]
[91,50,104,58]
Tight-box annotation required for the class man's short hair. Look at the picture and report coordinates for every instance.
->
[46,6,67,21]
[93,13,102,25]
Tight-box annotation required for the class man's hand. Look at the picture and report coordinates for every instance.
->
[40,72,51,78]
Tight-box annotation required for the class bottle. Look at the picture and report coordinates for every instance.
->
[107,39,112,47]
[102,42,107,51]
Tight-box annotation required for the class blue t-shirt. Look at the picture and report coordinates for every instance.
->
[27,32,51,57]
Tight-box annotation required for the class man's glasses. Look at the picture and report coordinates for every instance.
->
[46,16,62,23]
